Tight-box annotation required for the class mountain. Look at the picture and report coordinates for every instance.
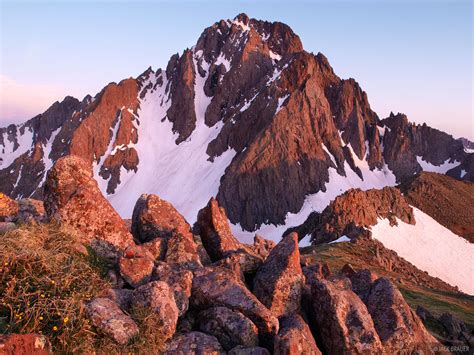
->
[1,13,472,242]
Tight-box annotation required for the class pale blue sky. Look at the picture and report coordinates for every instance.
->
[1,0,472,139]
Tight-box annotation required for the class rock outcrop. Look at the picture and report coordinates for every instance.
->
[191,267,279,344]
[253,232,303,317]
[43,155,134,259]
[119,245,155,288]
[0,193,18,222]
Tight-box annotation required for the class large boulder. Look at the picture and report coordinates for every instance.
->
[253,232,303,317]
[164,331,225,354]
[250,235,276,260]
[152,262,193,316]
[274,314,321,355]
[198,306,259,350]
[195,198,249,261]
[86,298,139,345]
[141,237,167,261]
[309,278,382,354]
[0,334,51,354]
[14,198,46,223]
[119,245,155,288]
[131,194,193,243]
[43,156,133,259]
[191,267,279,345]
[228,346,270,355]
[0,193,18,222]
[364,277,440,353]
[132,281,179,341]
[164,233,202,270]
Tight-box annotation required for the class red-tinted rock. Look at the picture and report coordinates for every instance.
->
[0,334,51,354]
[228,346,270,355]
[86,298,139,345]
[43,155,134,259]
[250,235,276,260]
[152,262,193,316]
[0,193,18,222]
[274,314,321,355]
[132,281,179,341]
[195,198,250,261]
[105,288,133,312]
[253,232,303,317]
[364,277,440,353]
[141,237,167,261]
[164,331,224,354]
[198,306,259,350]
[191,267,279,344]
[309,278,382,354]
[119,245,155,288]
[131,194,193,243]
[164,233,202,270]
[15,198,46,224]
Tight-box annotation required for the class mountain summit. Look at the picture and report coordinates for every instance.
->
[0,14,472,240]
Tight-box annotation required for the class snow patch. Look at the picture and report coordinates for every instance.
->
[299,234,312,247]
[232,19,251,32]
[329,235,351,244]
[371,207,474,295]
[0,126,34,168]
[460,169,467,178]
[275,94,290,114]
[416,156,461,174]
[269,51,282,61]
[39,127,61,187]
[214,52,231,72]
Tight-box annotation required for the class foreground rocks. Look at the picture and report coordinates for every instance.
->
[274,314,321,355]
[253,232,303,317]
[0,193,18,222]
[164,331,224,354]
[43,155,134,259]
[86,298,139,345]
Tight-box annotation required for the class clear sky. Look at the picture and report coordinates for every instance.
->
[1,0,472,139]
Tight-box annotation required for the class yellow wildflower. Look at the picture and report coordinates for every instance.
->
[53,326,58,331]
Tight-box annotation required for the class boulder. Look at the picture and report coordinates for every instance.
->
[0,222,16,234]
[0,193,18,222]
[364,277,440,353]
[142,237,167,261]
[194,234,212,266]
[164,233,202,270]
[253,232,303,317]
[0,333,51,354]
[195,198,249,261]
[250,235,276,260]
[105,288,134,312]
[15,198,46,223]
[119,245,155,288]
[152,262,193,316]
[309,278,382,354]
[131,194,193,243]
[198,306,259,350]
[86,298,139,345]
[347,269,379,302]
[164,331,225,355]
[274,314,321,355]
[228,346,271,355]
[131,281,179,341]
[43,156,133,260]
[191,267,279,344]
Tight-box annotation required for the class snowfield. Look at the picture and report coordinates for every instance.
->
[371,207,474,295]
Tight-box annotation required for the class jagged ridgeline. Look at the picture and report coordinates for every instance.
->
[0,13,472,242]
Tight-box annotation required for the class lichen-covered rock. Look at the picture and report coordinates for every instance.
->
[0,222,16,234]
[132,281,179,341]
[86,298,139,345]
[105,288,133,312]
[152,262,193,316]
[364,277,440,353]
[0,333,52,354]
[191,267,279,344]
[250,235,276,260]
[0,193,18,222]
[164,331,225,355]
[142,237,167,261]
[274,314,321,355]
[195,198,250,261]
[165,233,202,270]
[309,278,382,354]
[198,307,259,350]
[119,245,155,288]
[15,198,46,223]
[253,232,303,317]
[131,194,193,243]
[43,155,133,259]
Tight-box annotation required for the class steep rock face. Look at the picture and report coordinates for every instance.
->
[1,13,472,239]
[252,232,303,317]
[400,172,474,242]
[310,187,415,244]
[43,155,134,259]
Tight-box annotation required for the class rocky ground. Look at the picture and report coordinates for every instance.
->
[0,155,472,354]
